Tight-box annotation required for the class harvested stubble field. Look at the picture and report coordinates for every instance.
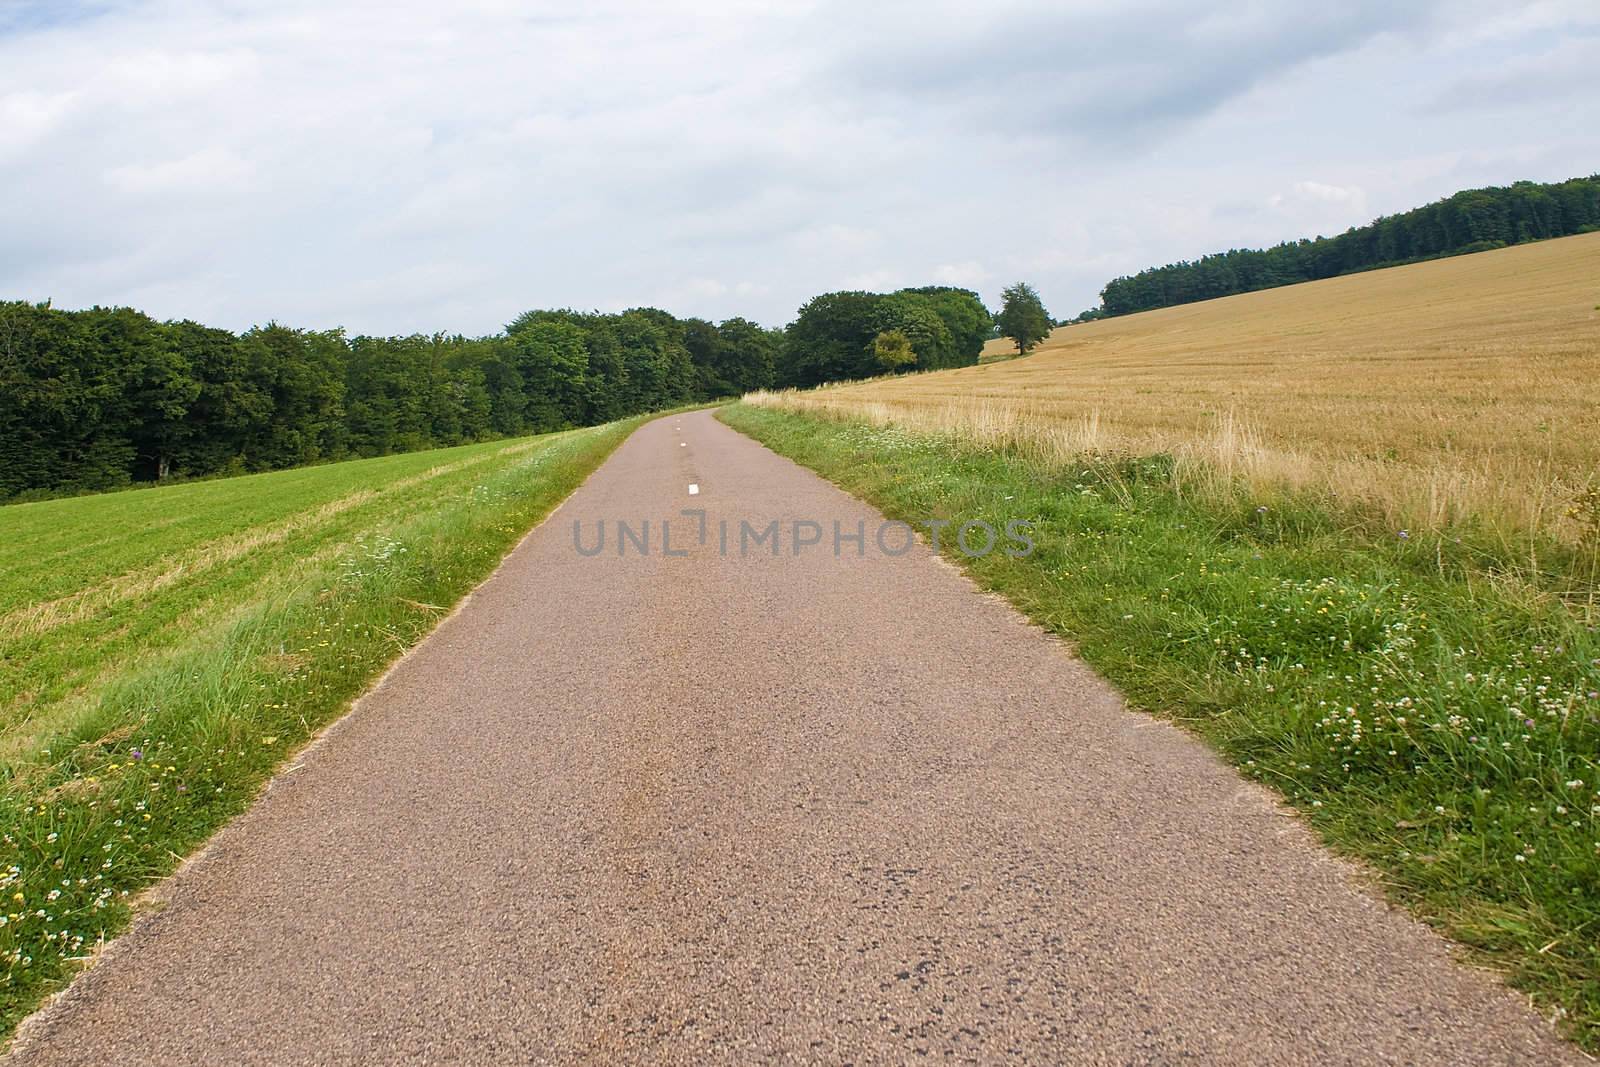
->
[764,231,1600,548]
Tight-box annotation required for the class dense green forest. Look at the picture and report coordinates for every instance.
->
[0,285,989,501]
[782,287,991,387]
[0,302,784,500]
[1097,175,1600,317]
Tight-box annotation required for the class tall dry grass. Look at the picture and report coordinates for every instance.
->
[751,232,1600,545]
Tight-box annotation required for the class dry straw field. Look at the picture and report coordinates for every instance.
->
[753,232,1600,545]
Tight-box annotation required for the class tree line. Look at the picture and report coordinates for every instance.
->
[1096,175,1600,317]
[0,302,789,501]
[781,286,993,386]
[1,285,999,501]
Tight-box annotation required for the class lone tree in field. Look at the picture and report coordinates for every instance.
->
[997,282,1051,355]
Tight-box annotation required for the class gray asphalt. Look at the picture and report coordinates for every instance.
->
[6,410,1578,1064]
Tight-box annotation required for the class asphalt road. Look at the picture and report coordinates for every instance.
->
[7,410,1577,1064]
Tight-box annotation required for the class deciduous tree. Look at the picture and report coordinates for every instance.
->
[997,282,1051,355]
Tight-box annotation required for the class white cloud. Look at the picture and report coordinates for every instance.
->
[933,261,989,287]
[1425,35,1600,113]
[0,0,1595,332]
[842,269,902,292]
[0,89,78,159]
[104,147,254,195]
[1286,181,1366,206]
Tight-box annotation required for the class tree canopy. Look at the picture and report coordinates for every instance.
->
[781,286,990,387]
[997,282,1051,355]
[1,281,997,501]
[872,329,917,373]
[0,302,783,501]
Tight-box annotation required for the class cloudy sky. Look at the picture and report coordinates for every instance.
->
[2,0,1597,335]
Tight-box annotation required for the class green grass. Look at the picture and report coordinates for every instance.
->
[0,415,650,1035]
[721,403,1600,1051]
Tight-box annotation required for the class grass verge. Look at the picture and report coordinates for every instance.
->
[0,413,652,1038]
[720,402,1600,1051]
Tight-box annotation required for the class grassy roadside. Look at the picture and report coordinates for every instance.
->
[720,403,1600,1050]
[0,413,653,1037]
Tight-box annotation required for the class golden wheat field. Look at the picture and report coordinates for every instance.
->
[753,232,1600,543]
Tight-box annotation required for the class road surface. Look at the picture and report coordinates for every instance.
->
[7,410,1576,1064]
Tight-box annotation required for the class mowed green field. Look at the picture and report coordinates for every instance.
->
[0,416,644,1031]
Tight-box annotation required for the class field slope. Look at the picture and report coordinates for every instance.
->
[821,231,1600,543]
[0,417,646,1033]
